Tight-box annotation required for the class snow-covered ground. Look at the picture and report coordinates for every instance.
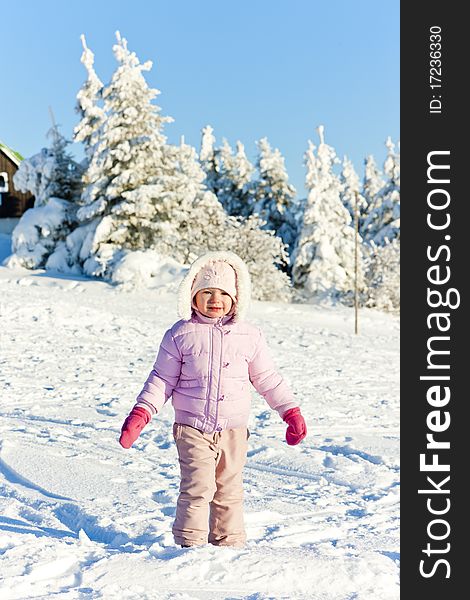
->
[0,233,399,600]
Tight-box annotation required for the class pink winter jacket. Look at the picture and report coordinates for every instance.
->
[136,309,297,433]
[134,250,298,433]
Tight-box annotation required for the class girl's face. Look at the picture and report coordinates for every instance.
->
[194,288,233,318]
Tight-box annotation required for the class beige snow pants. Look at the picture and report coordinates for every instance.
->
[172,423,249,547]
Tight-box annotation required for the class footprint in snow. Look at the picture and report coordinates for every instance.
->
[95,407,118,417]
[160,506,175,517]
[152,490,174,504]
[151,434,172,450]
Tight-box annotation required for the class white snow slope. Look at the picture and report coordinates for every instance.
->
[0,234,399,600]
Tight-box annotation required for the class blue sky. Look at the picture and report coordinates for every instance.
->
[1,0,399,196]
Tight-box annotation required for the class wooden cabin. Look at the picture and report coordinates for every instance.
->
[0,142,34,232]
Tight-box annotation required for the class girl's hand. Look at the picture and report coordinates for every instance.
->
[119,407,151,449]
[283,407,307,446]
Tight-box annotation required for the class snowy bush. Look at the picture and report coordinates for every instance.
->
[6,125,82,270]
[221,215,292,303]
[4,198,73,269]
[104,209,291,302]
[110,249,186,290]
[363,238,400,313]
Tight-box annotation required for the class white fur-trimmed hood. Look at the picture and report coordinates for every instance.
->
[177,251,252,322]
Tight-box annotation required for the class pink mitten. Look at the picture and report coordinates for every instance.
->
[119,407,151,449]
[283,407,307,446]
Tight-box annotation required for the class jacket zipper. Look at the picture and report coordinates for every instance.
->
[204,325,213,425]
[213,319,224,432]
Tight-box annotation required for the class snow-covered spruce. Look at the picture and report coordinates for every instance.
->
[213,140,255,219]
[107,137,291,302]
[361,154,385,238]
[340,156,367,231]
[74,34,106,162]
[148,138,293,301]
[139,138,231,265]
[199,126,255,219]
[73,31,173,277]
[5,126,82,270]
[249,137,299,259]
[231,141,256,214]
[13,125,82,210]
[292,126,363,303]
[199,124,220,196]
[362,138,400,246]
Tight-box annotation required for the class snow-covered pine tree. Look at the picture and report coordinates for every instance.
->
[199,124,221,196]
[363,237,400,313]
[199,127,255,218]
[45,123,83,206]
[362,138,400,245]
[49,34,106,274]
[361,154,385,237]
[291,195,307,246]
[148,139,289,295]
[112,137,291,300]
[250,137,298,257]
[74,31,173,277]
[292,126,362,302]
[142,137,230,264]
[214,139,236,213]
[340,156,367,230]
[13,124,82,210]
[6,125,82,270]
[215,139,255,217]
[233,141,255,204]
[74,34,105,161]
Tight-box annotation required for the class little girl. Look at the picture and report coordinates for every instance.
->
[119,251,307,547]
